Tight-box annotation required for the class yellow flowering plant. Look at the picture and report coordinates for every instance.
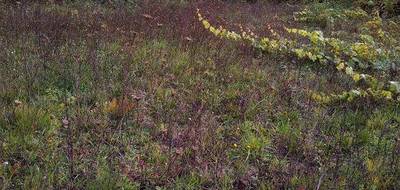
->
[197,9,400,104]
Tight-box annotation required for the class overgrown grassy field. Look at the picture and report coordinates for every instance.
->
[1,0,400,189]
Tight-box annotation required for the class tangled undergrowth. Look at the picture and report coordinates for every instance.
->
[1,0,400,189]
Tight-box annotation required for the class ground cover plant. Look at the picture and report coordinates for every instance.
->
[1,0,400,189]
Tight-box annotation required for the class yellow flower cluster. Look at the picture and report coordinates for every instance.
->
[197,9,242,41]
[285,27,393,90]
[351,42,379,62]
[335,61,363,82]
[312,88,394,104]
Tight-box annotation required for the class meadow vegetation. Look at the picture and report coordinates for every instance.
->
[1,0,400,189]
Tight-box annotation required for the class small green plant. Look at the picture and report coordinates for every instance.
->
[229,121,271,162]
